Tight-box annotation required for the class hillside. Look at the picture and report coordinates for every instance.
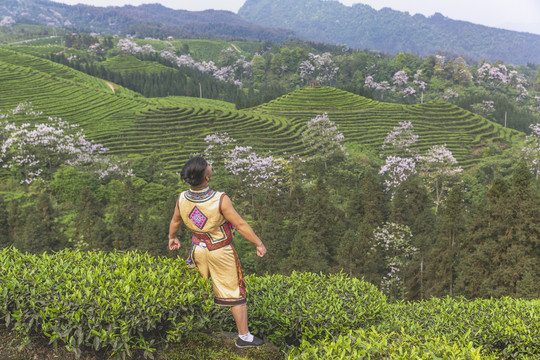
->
[238,0,540,64]
[0,48,522,171]
[0,0,298,43]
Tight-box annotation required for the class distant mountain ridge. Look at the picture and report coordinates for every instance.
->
[238,0,540,65]
[0,0,298,42]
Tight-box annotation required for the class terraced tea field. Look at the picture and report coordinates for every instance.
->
[251,86,522,167]
[102,55,176,75]
[0,47,523,171]
[0,61,146,135]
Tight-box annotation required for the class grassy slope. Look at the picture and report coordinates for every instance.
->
[0,47,523,171]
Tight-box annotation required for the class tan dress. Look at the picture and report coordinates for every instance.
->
[178,186,246,306]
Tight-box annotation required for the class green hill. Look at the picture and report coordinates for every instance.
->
[0,48,523,171]
[251,86,522,168]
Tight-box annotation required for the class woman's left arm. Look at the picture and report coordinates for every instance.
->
[221,195,266,257]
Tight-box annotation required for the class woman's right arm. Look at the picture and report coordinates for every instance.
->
[168,201,182,251]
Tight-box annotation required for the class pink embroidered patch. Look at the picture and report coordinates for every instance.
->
[189,207,208,229]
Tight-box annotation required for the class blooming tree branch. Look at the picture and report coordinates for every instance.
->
[301,113,346,168]
[372,222,417,298]
[522,123,540,180]
[417,144,463,211]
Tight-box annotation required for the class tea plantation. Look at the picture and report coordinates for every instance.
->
[0,46,523,172]
[1,248,538,359]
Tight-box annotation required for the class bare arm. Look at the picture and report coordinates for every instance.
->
[168,201,182,251]
[221,195,267,257]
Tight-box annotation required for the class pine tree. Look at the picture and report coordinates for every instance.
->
[74,188,110,251]
[336,220,379,281]
[426,185,466,297]
[285,179,342,273]
[0,195,11,247]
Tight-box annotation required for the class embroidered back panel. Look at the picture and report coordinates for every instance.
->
[179,188,232,251]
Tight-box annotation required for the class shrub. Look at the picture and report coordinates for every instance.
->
[0,248,216,358]
[380,297,540,359]
[233,272,387,348]
[288,327,493,359]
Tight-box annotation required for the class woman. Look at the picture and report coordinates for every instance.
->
[168,156,267,348]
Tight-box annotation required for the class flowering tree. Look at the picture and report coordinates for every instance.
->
[413,70,427,104]
[382,121,418,155]
[0,16,15,28]
[476,62,529,102]
[378,156,417,194]
[372,222,417,299]
[364,75,391,100]
[202,133,286,198]
[442,89,459,100]
[0,103,128,184]
[202,132,237,168]
[117,40,246,86]
[522,123,540,180]
[88,43,103,55]
[299,53,339,84]
[117,39,142,55]
[470,100,495,118]
[224,146,285,194]
[417,144,463,212]
[301,113,346,168]
[379,121,418,196]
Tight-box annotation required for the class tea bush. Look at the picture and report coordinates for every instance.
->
[234,272,388,348]
[0,247,216,358]
[288,327,494,359]
[381,297,540,359]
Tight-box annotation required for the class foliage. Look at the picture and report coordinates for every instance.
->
[231,272,387,349]
[289,327,491,359]
[383,297,540,359]
[291,296,540,359]
[0,247,217,359]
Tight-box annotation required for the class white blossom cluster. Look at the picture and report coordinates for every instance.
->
[379,122,462,208]
[88,43,103,54]
[224,145,284,191]
[0,16,15,27]
[364,75,391,93]
[203,132,287,195]
[372,222,417,296]
[299,53,339,83]
[382,121,418,153]
[477,62,529,101]
[522,123,540,179]
[378,156,417,191]
[0,103,128,184]
[117,40,246,86]
[366,70,421,99]
[442,88,459,100]
[301,113,346,162]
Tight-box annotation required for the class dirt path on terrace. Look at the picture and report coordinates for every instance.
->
[105,81,115,93]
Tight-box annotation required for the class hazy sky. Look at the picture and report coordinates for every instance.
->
[54,0,540,35]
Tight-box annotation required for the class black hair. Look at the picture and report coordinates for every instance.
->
[180,156,208,186]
